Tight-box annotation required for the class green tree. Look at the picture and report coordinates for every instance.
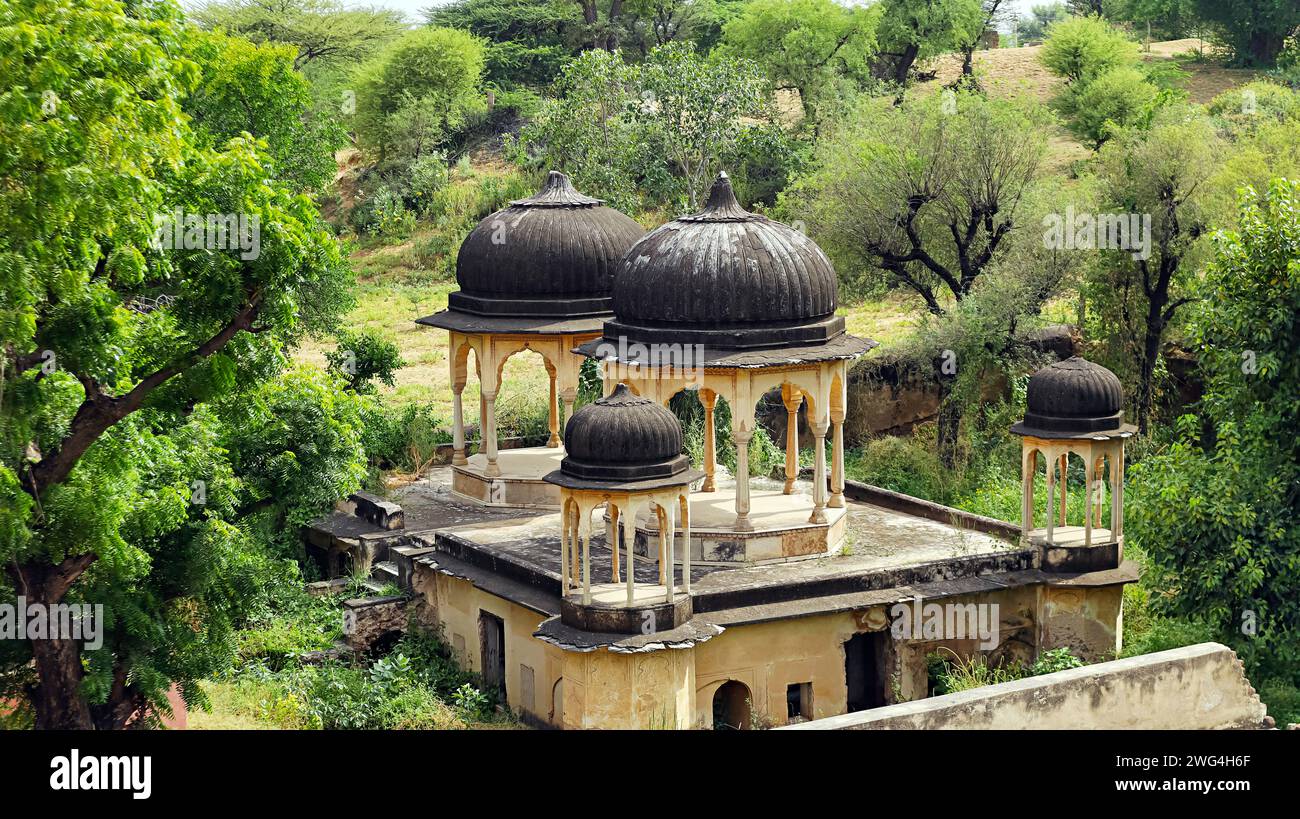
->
[352,27,488,162]
[1015,3,1069,43]
[719,0,879,123]
[1128,178,1300,691]
[0,0,357,728]
[1039,14,1140,85]
[192,0,407,70]
[427,0,583,88]
[1189,0,1300,67]
[873,0,985,84]
[1085,107,1224,430]
[185,29,346,193]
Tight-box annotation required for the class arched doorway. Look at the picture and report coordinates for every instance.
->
[712,681,752,730]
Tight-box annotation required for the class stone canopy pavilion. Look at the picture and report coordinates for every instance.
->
[417,171,644,508]
[576,172,874,564]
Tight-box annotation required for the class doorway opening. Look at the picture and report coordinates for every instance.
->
[712,680,752,730]
[844,632,887,712]
[478,611,506,699]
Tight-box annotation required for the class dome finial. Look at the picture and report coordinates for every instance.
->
[684,170,752,222]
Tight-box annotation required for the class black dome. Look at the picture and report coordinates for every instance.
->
[559,384,689,481]
[1019,357,1127,435]
[450,171,645,318]
[604,172,842,350]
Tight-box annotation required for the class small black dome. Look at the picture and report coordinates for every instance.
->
[1018,357,1127,435]
[604,172,842,350]
[559,384,689,481]
[450,171,645,318]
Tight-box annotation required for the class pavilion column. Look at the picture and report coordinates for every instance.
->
[1045,451,1057,543]
[680,493,691,595]
[733,427,753,531]
[1111,445,1125,539]
[809,421,828,524]
[560,502,570,597]
[609,504,620,584]
[1084,455,1094,548]
[546,363,560,448]
[1094,458,1105,528]
[1057,454,1067,526]
[571,504,581,578]
[701,390,718,492]
[664,501,676,604]
[451,384,468,466]
[560,388,577,445]
[624,505,636,607]
[581,515,592,605]
[482,390,501,477]
[829,409,845,509]
[657,506,668,586]
[782,385,802,494]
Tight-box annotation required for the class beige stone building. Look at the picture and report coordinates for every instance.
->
[405,172,1137,729]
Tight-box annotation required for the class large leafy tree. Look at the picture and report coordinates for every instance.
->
[191,0,407,70]
[1085,107,1223,431]
[1189,0,1300,67]
[719,0,879,124]
[872,0,985,85]
[1129,178,1300,689]
[0,0,358,728]
[426,0,583,88]
[352,27,488,163]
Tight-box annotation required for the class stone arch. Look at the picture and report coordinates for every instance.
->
[550,678,564,725]
[710,680,753,730]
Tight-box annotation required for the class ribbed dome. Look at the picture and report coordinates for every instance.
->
[605,172,843,350]
[560,384,689,481]
[449,171,645,318]
[1020,357,1126,434]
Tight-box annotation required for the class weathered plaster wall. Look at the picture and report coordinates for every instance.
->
[420,570,565,726]
[779,643,1272,730]
[562,647,695,729]
[1038,583,1124,662]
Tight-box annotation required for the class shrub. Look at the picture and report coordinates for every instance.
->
[1061,65,1164,147]
[1040,15,1141,85]
[1207,80,1300,139]
[327,329,405,394]
[408,152,451,215]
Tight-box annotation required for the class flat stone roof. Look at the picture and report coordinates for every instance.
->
[393,467,1137,650]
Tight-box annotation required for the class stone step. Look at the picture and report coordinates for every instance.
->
[372,560,399,582]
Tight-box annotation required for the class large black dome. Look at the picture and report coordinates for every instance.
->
[449,171,645,318]
[558,384,689,482]
[604,172,842,350]
[1014,357,1129,436]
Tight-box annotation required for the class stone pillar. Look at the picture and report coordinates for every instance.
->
[782,385,802,495]
[680,493,691,595]
[581,518,592,605]
[609,504,620,584]
[1058,454,1068,526]
[829,410,845,509]
[451,385,467,466]
[560,389,577,446]
[810,422,828,524]
[1045,454,1056,543]
[546,364,560,448]
[657,506,668,586]
[560,503,570,597]
[733,427,753,531]
[664,501,676,604]
[1021,448,1036,540]
[482,391,500,477]
[624,506,636,607]
[701,390,717,492]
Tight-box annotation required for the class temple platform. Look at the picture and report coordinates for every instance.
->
[452,445,564,509]
[626,486,848,565]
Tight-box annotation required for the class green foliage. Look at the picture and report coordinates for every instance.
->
[427,0,582,88]
[517,43,784,212]
[929,647,1084,695]
[1189,0,1300,67]
[352,27,488,163]
[1015,3,1069,42]
[873,0,985,83]
[326,329,404,394]
[719,0,880,122]
[185,29,345,193]
[1040,15,1141,85]
[1127,179,1300,688]
[1207,79,1300,140]
[1063,65,1166,148]
[192,0,407,70]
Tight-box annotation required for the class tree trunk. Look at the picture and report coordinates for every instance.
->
[893,43,920,84]
[1247,29,1285,67]
[1137,297,1165,434]
[29,632,93,729]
